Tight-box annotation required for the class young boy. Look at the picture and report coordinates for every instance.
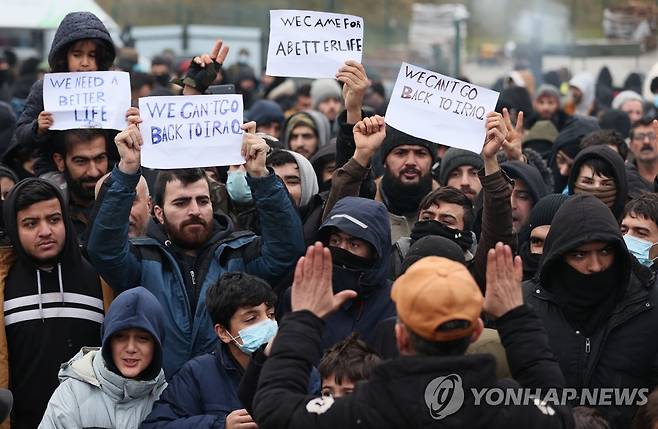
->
[142,272,277,428]
[318,334,381,398]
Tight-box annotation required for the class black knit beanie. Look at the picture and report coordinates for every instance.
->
[381,125,437,164]
[438,147,483,186]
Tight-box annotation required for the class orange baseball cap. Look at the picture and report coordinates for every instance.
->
[391,256,484,341]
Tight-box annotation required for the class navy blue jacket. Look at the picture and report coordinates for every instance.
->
[87,167,304,377]
[141,343,244,428]
[142,342,320,428]
[281,196,396,351]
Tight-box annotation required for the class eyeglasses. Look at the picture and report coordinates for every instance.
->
[632,132,657,142]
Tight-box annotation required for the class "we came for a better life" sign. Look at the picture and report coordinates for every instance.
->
[266,10,363,79]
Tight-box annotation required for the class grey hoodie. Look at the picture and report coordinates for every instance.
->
[286,150,319,208]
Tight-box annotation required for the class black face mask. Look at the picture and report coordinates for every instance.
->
[410,220,473,252]
[549,260,622,335]
[519,240,542,281]
[154,73,170,87]
[380,171,433,216]
[329,246,374,270]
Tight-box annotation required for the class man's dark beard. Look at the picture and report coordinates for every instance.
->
[380,170,433,216]
[64,168,102,202]
[163,214,212,250]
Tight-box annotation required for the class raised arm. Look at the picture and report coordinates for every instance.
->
[86,123,144,292]
[239,121,305,284]
[322,115,385,220]
[483,243,565,389]
[472,111,514,290]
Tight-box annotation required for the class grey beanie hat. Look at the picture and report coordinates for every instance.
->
[310,79,342,109]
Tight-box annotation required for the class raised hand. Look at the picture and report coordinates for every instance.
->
[337,60,369,123]
[241,121,269,178]
[502,108,524,161]
[193,39,230,68]
[37,111,54,135]
[483,242,524,319]
[125,107,142,126]
[292,242,357,319]
[482,112,507,160]
[353,115,386,167]
[115,124,143,175]
[184,40,230,95]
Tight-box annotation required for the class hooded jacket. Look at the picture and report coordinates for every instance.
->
[285,150,319,208]
[14,12,115,176]
[39,288,167,429]
[569,72,596,116]
[280,197,395,351]
[567,145,628,219]
[501,161,548,205]
[2,178,104,429]
[283,111,331,157]
[87,167,304,378]
[523,195,658,429]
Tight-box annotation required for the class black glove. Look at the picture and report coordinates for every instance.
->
[173,58,221,94]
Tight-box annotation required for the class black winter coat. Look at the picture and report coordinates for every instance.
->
[253,311,574,429]
[523,194,658,429]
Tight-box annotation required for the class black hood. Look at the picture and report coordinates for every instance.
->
[501,161,548,205]
[2,178,81,267]
[567,145,628,219]
[0,165,17,184]
[538,194,631,290]
[48,12,115,70]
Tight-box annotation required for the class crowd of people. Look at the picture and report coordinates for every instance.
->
[1,9,658,429]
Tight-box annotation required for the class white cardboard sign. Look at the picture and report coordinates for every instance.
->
[385,62,500,153]
[138,94,245,169]
[266,9,364,78]
[43,71,131,130]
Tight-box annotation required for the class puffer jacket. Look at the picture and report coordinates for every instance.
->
[39,287,168,428]
[38,349,166,429]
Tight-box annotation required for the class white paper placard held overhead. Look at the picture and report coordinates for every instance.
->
[385,63,500,154]
[138,94,245,169]
[266,9,364,79]
[43,71,131,130]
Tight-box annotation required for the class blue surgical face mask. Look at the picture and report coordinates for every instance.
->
[229,318,278,354]
[653,94,658,108]
[226,170,253,204]
[624,234,656,267]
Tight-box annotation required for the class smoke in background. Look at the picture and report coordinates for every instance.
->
[469,0,571,45]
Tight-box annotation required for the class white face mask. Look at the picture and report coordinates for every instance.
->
[624,234,657,267]
[226,171,253,204]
